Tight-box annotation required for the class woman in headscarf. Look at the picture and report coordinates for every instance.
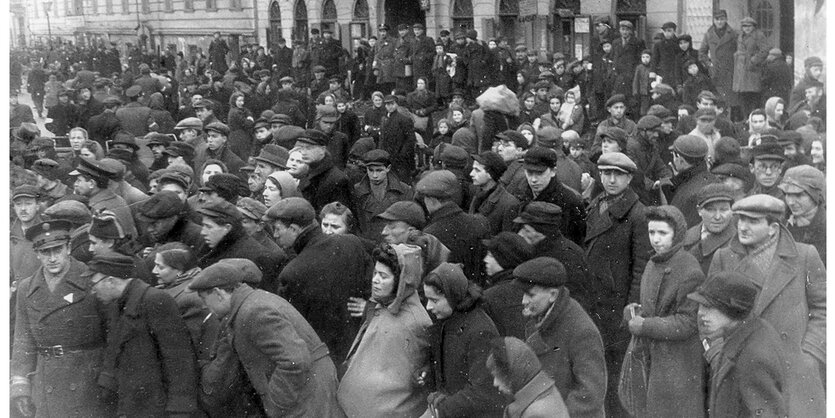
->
[363,91,387,139]
[622,205,705,418]
[764,96,786,129]
[338,243,433,417]
[262,170,301,207]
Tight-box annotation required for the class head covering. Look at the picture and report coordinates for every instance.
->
[265,171,301,198]
[416,170,458,199]
[778,165,825,204]
[83,253,136,279]
[25,220,72,250]
[489,337,544,394]
[687,271,758,320]
[426,263,477,311]
[136,190,185,222]
[376,201,427,229]
[263,196,315,225]
[199,173,249,202]
[482,232,535,270]
[732,194,786,219]
[236,197,269,221]
[43,200,92,226]
[382,243,424,315]
[513,257,567,289]
[472,151,507,181]
[645,205,688,248]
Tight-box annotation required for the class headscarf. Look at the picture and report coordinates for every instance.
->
[384,243,424,315]
[425,263,481,312]
[267,171,301,199]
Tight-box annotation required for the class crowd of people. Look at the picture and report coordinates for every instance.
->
[8,8,827,418]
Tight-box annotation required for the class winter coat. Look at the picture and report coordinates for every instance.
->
[469,184,519,235]
[786,206,826,266]
[584,188,650,347]
[338,244,432,418]
[732,30,770,93]
[157,268,219,362]
[667,163,718,228]
[519,176,587,246]
[424,201,491,284]
[412,34,437,81]
[708,227,826,417]
[352,172,414,241]
[87,111,123,146]
[652,36,681,87]
[98,279,198,417]
[298,154,354,213]
[115,101,155,137]
[393,36,414,78]
[226,106,255,160]
[681,73,716,108]
[505,372,569,418]
[378,109,417,183]
[699,25,737,96]
[11,259,113,418]
[374,35,397,84]
[611,35,647,96]
[47,102,78,136]
[193,144,245,180]
[197,227,285,294]
[278,226,373,365]
[524,289,606,418]
[482,270,527,340]
[682,219,737,275]
[761,58,793,104]
[10,218,41,284]
[632,63,653,96]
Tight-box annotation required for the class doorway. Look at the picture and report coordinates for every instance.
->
[382,0,425,29]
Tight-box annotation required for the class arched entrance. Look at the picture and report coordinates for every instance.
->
[267,0,281,51]
[381,0,424,29]
[293,0,309,43]
[451,0,473,31]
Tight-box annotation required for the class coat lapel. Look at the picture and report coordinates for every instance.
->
[752,232,799,317]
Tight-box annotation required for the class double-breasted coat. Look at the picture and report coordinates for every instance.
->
[468,183,519,235]
[732,30,770,93]
[708,228,826,417]
[374,35,397,84]
[699,25,738,99]
[352,172,414,241]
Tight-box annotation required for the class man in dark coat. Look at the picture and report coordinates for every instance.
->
[610,21,646,104]
[136,189,205,254]
[11,220,114,418]
[698,10,737,108]
[379,95,416,183]
[27,60,47,117]
[319,29,344,78]
[761,48,793,104]
[294,129,354,212]
[87,254,198,417]
[469,151,519,234]
[352,149,414,241]
[481,232,535,340]
[266,197,373,365]
[652,22,681,88]
[463,30,496,97]
[514,258,607,418]
[412,23,437,85]
[418,170,492,286]
[682,183,737,274]
[589,17,616,121]
[115,86,156,137]
[208,32,230,75]
[666,135,718,227]
[393,24,415,92]
[194,122,245,178]
[71,156,139,239]
[583,152,650,417]
[10,92,35,128]
[518,147,587,246]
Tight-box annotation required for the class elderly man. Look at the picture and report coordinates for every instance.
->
[778,165,826,264]
[708,194,825,417]
[514,257,606,418]
[682,183,738,274]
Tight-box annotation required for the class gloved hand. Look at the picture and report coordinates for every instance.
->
[13,395,35,417]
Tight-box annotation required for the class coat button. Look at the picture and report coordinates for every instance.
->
[780,332,788,341]
[45,385,53,393]
[70,383,77,391]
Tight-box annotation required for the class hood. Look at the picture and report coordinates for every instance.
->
[501,336,542,393]
[451,127,478,154]
[267,171,301,198]
[764,96,784,122]
[651,204,688,248]
[386,243,424,315]
[149,92,166,110]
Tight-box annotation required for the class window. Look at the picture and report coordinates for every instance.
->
[616,0,646,13]
[321,0,337,34]
[141,0,149,13]
[184,0,193,11]
[122,0,129,14]
[294,0,308,43]
[353,0,368,19]
[230,0,242,9]
[164,0,172,12]
[451,0,473,31]
[206,0,216,11]
[751,0,775,38]
[269,0,281,49]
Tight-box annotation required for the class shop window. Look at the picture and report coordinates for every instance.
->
[451,0,473,31]
[750,0,774,38]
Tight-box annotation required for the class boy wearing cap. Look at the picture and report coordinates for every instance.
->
[708,194,825,417]
[688,272,788,418]
[12,220,113,418]
[778,165,826,263]
[592,94,637,158]
[353,149,415,241]
[195,122,245,177]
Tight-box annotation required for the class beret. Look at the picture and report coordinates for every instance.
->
[636,115,663,130]
[253,144,289,169]
[440,144,469,167]
[83,253,136,279]
[295,129,330,147]
[13,184,41,200]
[43,200,92,226]
[174,117,203,131]
[605,94,626,107]
[376,201,426,229]
[523,147,557,172]
[687,271,757,320]
[471,151,507,181]
[732,194,785,219]
[125,85,142,98]
[263,197,316,225]
[513,257,567,289]
[204,122,230,137]
[416,170,459,198]
[513,201,562,225]
[136,190,184,221]
[697,182,735,207]
[236,197,268,220]
[197,200,243,222]
[188,260,246,290]
[363,149,391,166]
[25,220,72,250]
[597,151,637,173]
[670,135,709,158]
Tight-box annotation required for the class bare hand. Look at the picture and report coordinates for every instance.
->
[347,297,367,318]
[14,396,35,417]
[628,315,645,335]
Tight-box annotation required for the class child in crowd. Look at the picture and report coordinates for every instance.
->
[633,50,654,116]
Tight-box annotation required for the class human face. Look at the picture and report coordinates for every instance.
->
[201,164,223,184]
[146,216,178,241]
[523,96,535,110]
[294,142,326,162]
[382,220,412,244]
[73,175,97,196]
[784,191,817,217]
[262,179,282,207]
[451,110,463,123]
[782,144,797,158]
[490,366,513,395]
[416,78,426,90]
[150,144,167,159]
[153,253,181,285]
[608,102,625,119]
[518,73,527,87]
[713,16,727,29]
[179,128,199,143]
[600,138,622,154]
[810,140,824,164]
[520,129,534,144]
[69,130,86,150]
[470,161,493,187]
[88,234,114,256]
[272,220,300,249]
[687,63,699,76]
[37,244,71,275]
[287,151,308,177]
[324,95,335,106]
[438,123,449,135]
[750,115,767,132]
[160,183,187,202]
[336,102,347,113]
[318,119,335,134]
[206,131,226,151]
[235,96,244,108]
[663,28,675,39]
[600,168,632,196]
[366,164,390,185]
[200,217,230,249]
[13,197,38,223]
[497,141,520,162]
[522,285,557,317]
[517,224,545,246]
[525,168,556,194]
[741,24,754,34]
[372,95,383,107]
[254,162,277,179]
[424,285,454,320]
[195,107,212,121]
[569,146,584,159]
[751,159,783,188]
[372,261,396,300]
[678,40,691,51]
[697,304,734,338]
[90,273,123,303]
[736,215,777,247]
[199,190,223,206]
[809,66,823,79]
[255,126,272,141]
[696,117,715,134]
[647,220,675,253]
[549,97,561,112]
[198,288,233,317]
[619,26,632,38]
[698,201,733,234]
[483,251,503,276]
[321,213,349,235]
[641,54,651,65]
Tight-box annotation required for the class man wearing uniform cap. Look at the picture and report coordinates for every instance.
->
[469,150,519,234]
[666,134,717,227]
[42,199,95,262]
[191,258,342,417]
[193,98,221,126]
[778,165,826,263]
[353,149,414,241]
[748,140,786,199]
[682,182,738,274]
[11,219,113,418]
[513,257,607,418]
[379,93,417,183]
[85,252,197,416]
[687,271,789,418]
[708,194,825,417]
[292,128,353,212]
[412,22,436,84]
[592,94,637,158]
[70,157,139,238]
[265,197,373,364]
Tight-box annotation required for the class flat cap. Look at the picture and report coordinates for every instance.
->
[295,129,330,147]
[316,105,340,123]
[440,145,469,167]
[253,117,271,130]
[103,96,122,105]
[279,76,295,84]
[164,142,195,159]
[25,220,72,250]
[263,196,316,225]
[661,21,677,30]
[751,141,785,161]
[740,17,757,26]
[270,113,294,125]
[125,85,142,98]
[383,94,398,104]
[732,194,785,219]
[687,271,757,320]
[88,212,127,239]
[694,107,717,120]
[513,201,562,226]
[413,23,425,29]
[193,98,215,110]
[416,170,458,198]
[637,115,663,130]
[253,144,289,169]
[136,190,184,221]
[112,134,140,151]
[597,151,637,173]
[174,117,203,131]
[204,122,230,137]
[312,65,327,73]
[512,257,567,289]
[496,130,529,149]
[713,9,728,18]
[711,162,753,185]
[218,258,263,284]
[647,104,676,121]
[397,23,410,31]
[778,165,825,203]
[199,173,249,202]
[467,29,478,40]
[619,20,634,29]
[523,147,557,172]
[13,184,41,200]
[378,24,390,31]
[83,253,136,279]
[804,56,823,68]
[145,133,173,148]
[69,157,119,180]
[188,260,246,290]
[593,16,610,25]
[472,151,507,181]
[363,149,391,167]
[605,94,626,107]
[158,172,191,190]
[697,182,735,207]
[197,200,243,222]
[670,135,709,158]
[43,200,92,226]
[536,127,562,149]
[376,201,426,229]
[777,130,803,146]
[600,126,629,150]
[236,197,268,220]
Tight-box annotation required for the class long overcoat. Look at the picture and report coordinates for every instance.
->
[732,30,770,93]
[374,35,397,84]
[699,25,737,98]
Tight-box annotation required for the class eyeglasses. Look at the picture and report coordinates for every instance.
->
[754,162,782,173]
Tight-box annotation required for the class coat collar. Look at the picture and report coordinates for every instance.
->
[505,372,556,418]
[293,224,325,254]
[26,258,90,298]
[585,188,640,243]
[713,319,759,387]
[354,172,410,197]
[683,221,737,256]
[727,227,799,316]
[119,278,151,318]
[228,284,257,324]
[429,201,464,223]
